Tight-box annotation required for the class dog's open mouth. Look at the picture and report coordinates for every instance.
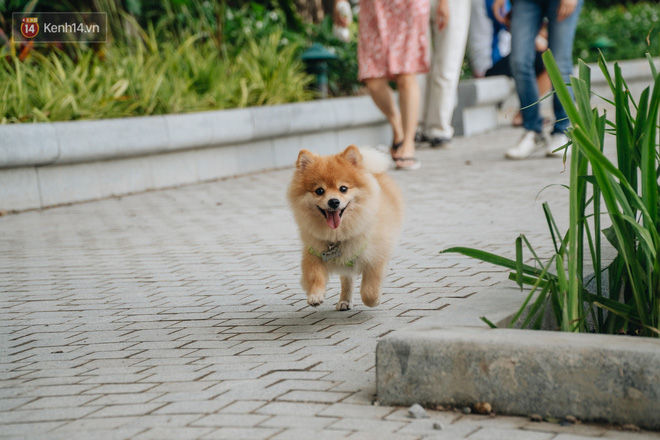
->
[318,205,347,229]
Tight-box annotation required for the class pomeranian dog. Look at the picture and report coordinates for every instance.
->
[287,145,404,310]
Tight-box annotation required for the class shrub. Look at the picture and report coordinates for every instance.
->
[575,2,660,63]
[0,2,314,123]
[444,50,660,337]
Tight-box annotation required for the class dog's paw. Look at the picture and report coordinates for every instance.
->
[307,293,324,307]
[335,301,352,311]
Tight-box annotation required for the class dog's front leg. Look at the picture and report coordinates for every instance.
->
[336,275,354,311]
[301,252,328,307]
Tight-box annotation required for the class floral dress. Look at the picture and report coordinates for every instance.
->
[358,0,431,81]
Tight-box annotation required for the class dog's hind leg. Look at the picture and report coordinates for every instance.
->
[336,275,354,311]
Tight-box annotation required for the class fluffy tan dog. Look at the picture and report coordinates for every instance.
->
[287,145,404,310]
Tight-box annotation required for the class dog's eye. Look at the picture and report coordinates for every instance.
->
[339,186,348,193]
[315,188,325,196]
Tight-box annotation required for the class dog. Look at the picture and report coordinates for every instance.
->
[287,145,404,310]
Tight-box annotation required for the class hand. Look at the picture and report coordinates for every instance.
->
[436,0,450,31]
[557,0,578,22]
[492,0,508,24]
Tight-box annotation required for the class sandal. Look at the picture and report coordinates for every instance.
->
[390,140,403,160]
[394,157,421,171]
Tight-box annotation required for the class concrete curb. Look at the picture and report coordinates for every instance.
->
[452,76,515,137]
[375,282,660,430]
[0,96,392,211]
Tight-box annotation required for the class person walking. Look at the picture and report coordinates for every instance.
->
[466,0,552,127]
[335,0,432,170]
[419,0,471,148]
[493,0,583,159]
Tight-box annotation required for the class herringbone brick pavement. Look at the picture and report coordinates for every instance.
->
[1,126,657,439]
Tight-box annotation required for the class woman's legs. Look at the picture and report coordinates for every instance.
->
[364,74,420,166]
[363,78,404,158]
[394,73,420,162]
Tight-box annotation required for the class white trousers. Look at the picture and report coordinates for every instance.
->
[421,0,471,140]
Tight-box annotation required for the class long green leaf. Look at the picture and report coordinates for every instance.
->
[441,247,550,278]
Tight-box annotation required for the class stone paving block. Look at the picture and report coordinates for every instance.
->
[87,403,166,418]
[520,421,608,436]
[272,428,351,440]
[152,400,229,415]
[0,406,100,424]
[345,432,422,440]
[0,422,66,438]
[132,426,216,440]
[551,436,607,440]
[259,415,340,430]
[317,402,395,419]
[467,427,555,440]
[86,393,163,407]
[0,397,34,412]
[276,390,351,404]
[16,395,100,410]
[82,383,157,395]
[325,417,408,434]
[51,416,135,432]
[193,413,271,428]
[202,426,282,440]
[256,401,330,417]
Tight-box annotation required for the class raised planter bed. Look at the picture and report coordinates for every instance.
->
[0,76,515,212]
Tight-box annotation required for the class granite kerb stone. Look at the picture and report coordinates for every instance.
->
[0,95,386,169]
[376,281,660,430]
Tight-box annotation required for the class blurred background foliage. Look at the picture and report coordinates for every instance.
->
[0,0,657,123]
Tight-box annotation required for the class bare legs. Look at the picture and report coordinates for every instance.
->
[364,73,420,163]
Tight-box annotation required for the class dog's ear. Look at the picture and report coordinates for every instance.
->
[341,145,362,167]
[296,149,316,171]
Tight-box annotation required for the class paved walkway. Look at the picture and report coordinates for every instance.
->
[2,126,658,440]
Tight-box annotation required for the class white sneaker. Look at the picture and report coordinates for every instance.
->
[546,133,570,158]
[505,130,547,160]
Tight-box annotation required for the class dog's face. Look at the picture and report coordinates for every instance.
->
[288,145,372,232]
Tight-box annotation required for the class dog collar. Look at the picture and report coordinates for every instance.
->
[308,242,367,267]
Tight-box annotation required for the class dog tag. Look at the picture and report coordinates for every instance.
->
[321,243,342,262]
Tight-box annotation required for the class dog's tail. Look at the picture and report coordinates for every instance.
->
[360,147,391,174]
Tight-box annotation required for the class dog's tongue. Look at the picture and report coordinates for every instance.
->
[326,210,341,229]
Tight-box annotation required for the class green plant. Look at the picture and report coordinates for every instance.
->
[574,2,660,63]
[443,50,660,337]
[0,24,313,123]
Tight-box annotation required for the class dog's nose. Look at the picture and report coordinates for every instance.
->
[328,198,340,210]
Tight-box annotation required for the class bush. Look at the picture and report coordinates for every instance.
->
[0,2,314,123]
[444,51,660,337]
[575,2,660,63]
